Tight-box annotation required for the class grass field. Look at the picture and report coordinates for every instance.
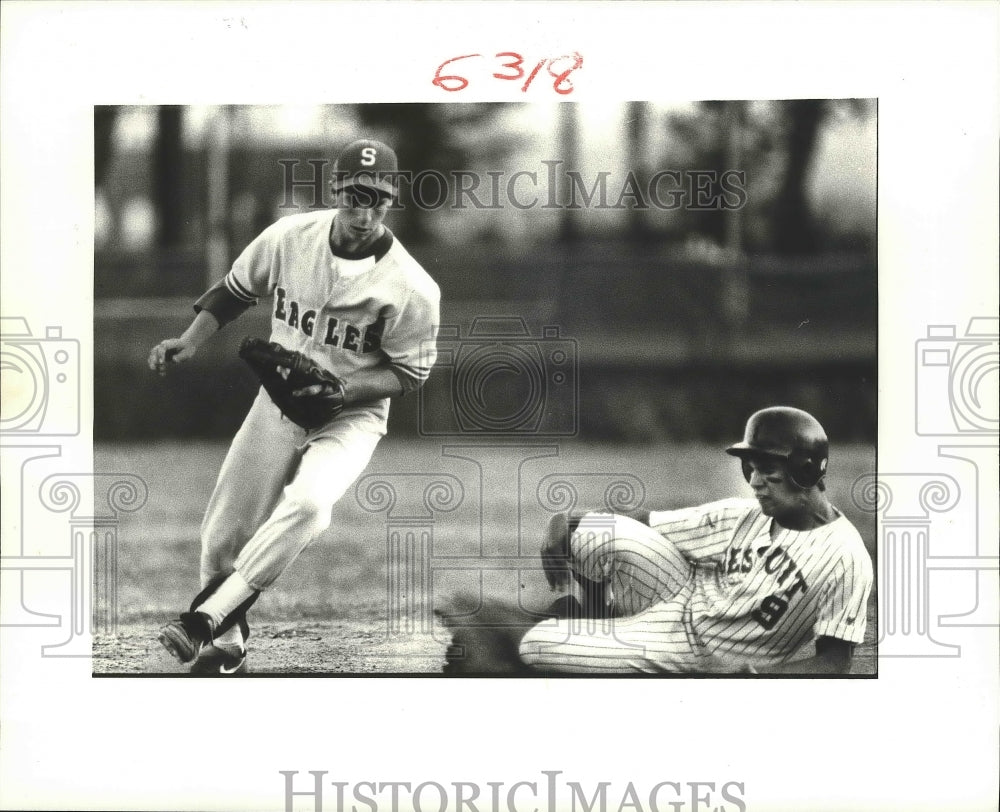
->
[93,438,877,676]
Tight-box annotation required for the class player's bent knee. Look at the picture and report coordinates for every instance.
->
[281,492,336,533]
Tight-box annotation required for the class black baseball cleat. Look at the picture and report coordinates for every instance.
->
[189,643,247,676]
[157,611,214,664]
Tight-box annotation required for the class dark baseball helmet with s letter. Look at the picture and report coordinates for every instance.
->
[726,406,829,488]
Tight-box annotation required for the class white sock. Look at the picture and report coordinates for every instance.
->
[213,624,245,649]
[197,570,255,629]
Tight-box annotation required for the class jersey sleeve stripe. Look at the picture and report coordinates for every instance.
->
[225,272,258,304]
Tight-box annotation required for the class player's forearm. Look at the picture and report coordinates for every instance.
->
[180,309,222,350]
[342,365,406,404]
[149,309,222,374]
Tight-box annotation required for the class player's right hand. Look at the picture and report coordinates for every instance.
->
[148,338,195,376]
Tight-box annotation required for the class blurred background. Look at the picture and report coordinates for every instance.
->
[94,101,876,443]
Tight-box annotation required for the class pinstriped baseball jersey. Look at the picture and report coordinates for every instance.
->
[648,499,872,660]
[222,209,439,430]
[544,500,872,671]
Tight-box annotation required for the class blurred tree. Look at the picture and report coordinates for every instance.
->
[721,101,750,330]
[94,106,119,187]
[153,105,184,249]
[625,101,653,241]
[663,99,874,255]
[662,100,734,248]
[771,99,825,254]
[353,103,514,244]
[558,103,581,243]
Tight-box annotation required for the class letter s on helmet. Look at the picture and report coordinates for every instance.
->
[725,406,829,489]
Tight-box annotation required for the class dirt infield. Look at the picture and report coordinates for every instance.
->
[94,615,876,676]
[94,620,448,675]
[93,438,877,677]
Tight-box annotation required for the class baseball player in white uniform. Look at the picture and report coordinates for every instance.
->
[520,407,873,675]
[148,139,440,674]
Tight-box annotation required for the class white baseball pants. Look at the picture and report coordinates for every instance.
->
[199,389,383,591]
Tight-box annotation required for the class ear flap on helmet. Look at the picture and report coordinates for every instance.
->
[785,451,828,489]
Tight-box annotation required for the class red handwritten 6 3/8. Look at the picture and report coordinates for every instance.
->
[432,52,583,94]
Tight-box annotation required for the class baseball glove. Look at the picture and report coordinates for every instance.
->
[435,594,538,675]
[238,337,346,430]
[435,591,617,676]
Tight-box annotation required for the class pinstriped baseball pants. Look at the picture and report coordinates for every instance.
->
[519,514,716,673]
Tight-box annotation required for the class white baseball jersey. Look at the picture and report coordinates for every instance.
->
[221,209,440,431]
[520,501,872,673]
[196,210,439,593]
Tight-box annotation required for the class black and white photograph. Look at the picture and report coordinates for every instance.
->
[1,3,997,812]
[91,99,878,677]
